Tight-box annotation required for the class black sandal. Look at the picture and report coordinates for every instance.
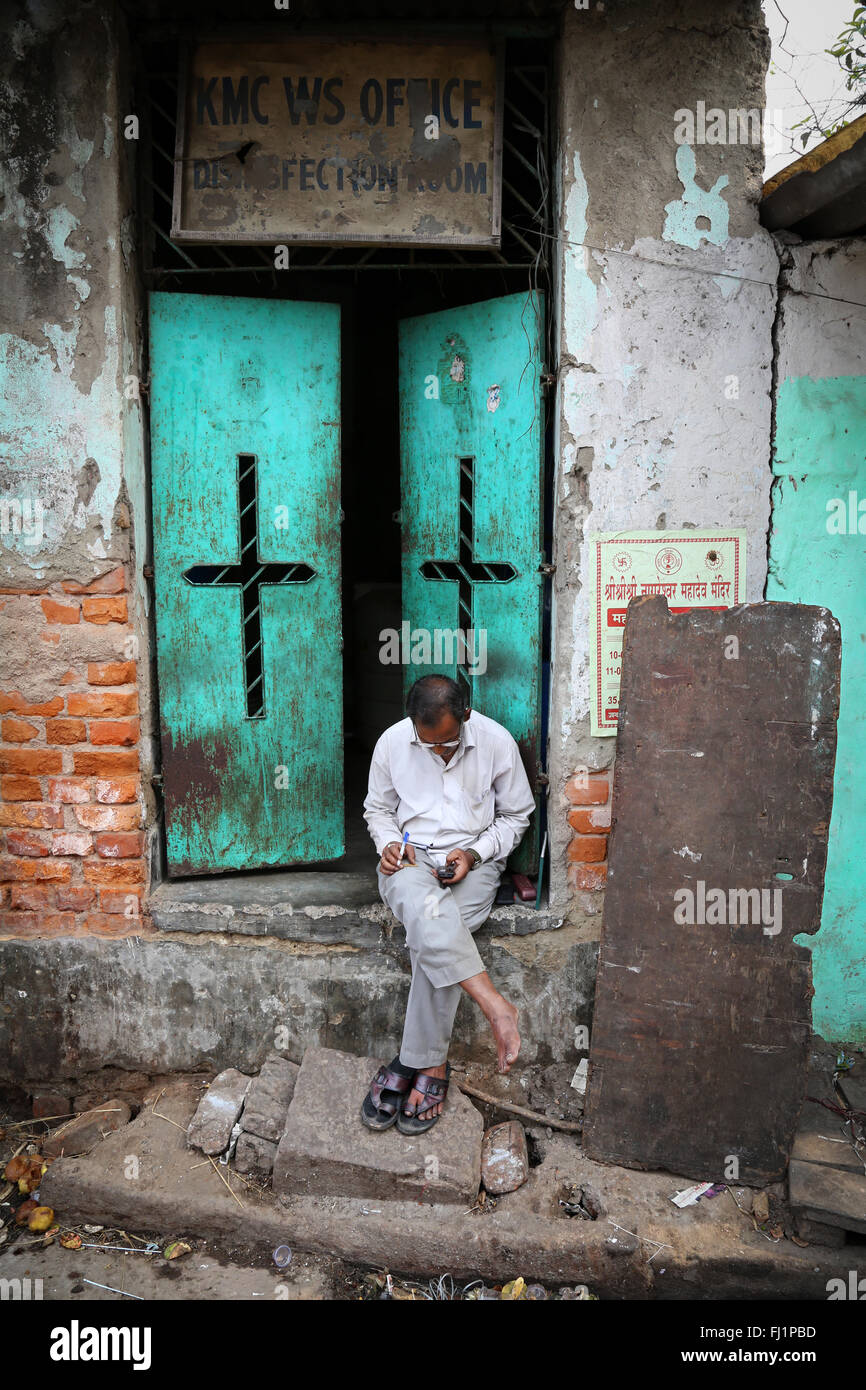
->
[360,1058,415,1131]
[396,1063,452,1135]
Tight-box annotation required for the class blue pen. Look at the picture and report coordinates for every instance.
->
[397,831,410,866]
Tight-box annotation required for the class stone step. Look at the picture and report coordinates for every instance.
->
[273,1047,482,1205]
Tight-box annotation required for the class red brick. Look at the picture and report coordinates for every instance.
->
[95,831,143,859]
[48,777,91,804]
[82,912,144,938]
[0,911,78,937]
[82,861,145,885]
[68,691,138,717]
[41,598,79,625]
[52,832,93,856]
[567,806,611,834]
[566,835,607,864]
[567,862,608,891]
[0,805,63,830]
[1,716,39,742]
[82,596,127,624]
[87,660,136,686]
[6,830,49,857]
[73,751,139,777]
[75,803,141,832]
[45,718,87,744]
[60,669,79,685]
[32,1091,73,1119]
[10,883,56,911]
[89,718,139,747]
[564,774,610,805]
[94,777,139,805]
[0,859,72,882]
[0,749,63,776]
[1,775,42,801]
[0,693,64,717]
[100,887,143,916]
[62,567,126,595]
[55,883,96,911]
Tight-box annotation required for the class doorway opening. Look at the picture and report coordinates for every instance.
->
[138,31,555,882]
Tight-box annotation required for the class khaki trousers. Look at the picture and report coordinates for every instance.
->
[377,847,502,1069]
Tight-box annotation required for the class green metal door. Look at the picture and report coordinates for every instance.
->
[398,291,545,870]
[149,292,343,875]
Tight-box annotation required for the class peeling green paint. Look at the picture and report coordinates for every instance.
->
[768,373,866,1042]
[663,145,729,249]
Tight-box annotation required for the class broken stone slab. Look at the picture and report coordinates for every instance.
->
[273,1047,482,1206]
[235,1131,278,1177]
[43,1099,131,1159]
[187,1069,252,1155]
[242,1053,299,1143]
[481,1121,529,1195]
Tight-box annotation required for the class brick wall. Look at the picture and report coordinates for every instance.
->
[565,767,612,892]
[0,566,150,938]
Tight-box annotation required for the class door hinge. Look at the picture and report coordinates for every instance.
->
[541,371,557,390]
[535,773,549,791]
[143,564,154,579]
[538,562,556,576]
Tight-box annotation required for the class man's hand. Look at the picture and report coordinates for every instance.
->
[431,848,474,885]
[379,841,416,875]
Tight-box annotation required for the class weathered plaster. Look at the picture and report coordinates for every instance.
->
[547,0,777,917]
[0,0,146,597]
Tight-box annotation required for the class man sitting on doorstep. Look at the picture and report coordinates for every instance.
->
[361,673,534,1133]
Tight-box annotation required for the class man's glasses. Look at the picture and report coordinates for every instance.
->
[412,717,465,750]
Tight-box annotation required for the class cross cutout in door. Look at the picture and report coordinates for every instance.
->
[183,453,315,718]
[420,455,517,695]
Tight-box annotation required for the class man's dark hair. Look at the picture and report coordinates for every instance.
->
[406,674,468,726]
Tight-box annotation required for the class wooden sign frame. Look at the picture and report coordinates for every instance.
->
[171,34,504,247]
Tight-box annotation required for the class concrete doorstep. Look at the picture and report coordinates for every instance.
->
[38,1048,866,1300]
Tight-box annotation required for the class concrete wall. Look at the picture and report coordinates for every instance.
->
[767,238,866,1043]
[548,0,778,922]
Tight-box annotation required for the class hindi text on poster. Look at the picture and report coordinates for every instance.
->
[588,530,746,737]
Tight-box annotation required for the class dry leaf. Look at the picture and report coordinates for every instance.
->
[164,1241,191,1260]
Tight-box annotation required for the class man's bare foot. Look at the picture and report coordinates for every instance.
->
[404,1061,448,1119]
[488,1000,521,1072]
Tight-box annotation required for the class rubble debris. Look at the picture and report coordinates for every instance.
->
[570,1059,588,1098]
[241,1054,299,1143]
[43,1101,132,1160]
[456,1077,582,1134]
[235,1131,278,1177]
[671,1181,715,1208]
[32,1092,71,1121]
[187,1069,252,1156]
[559,1183,601,1219]
[480,1121,529,1195]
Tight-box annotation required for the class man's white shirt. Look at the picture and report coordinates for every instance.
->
[363,711,536,868]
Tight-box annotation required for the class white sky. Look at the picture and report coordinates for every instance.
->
[763,0,860,177]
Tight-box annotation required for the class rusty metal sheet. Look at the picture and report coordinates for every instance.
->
[583,596,841,1184]
[172,38,503,246]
